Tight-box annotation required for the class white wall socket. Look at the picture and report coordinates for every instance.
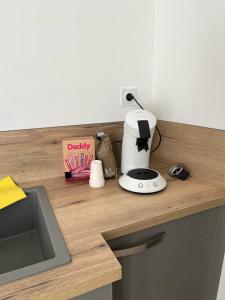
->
[120,87,137,107]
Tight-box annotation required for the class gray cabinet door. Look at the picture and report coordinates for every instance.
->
[109,208,221,300]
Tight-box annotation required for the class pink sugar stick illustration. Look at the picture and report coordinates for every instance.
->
[71,172,89,178]
[69,154,76,169]
[71,166,87,177]
[87,155,93,168]
[72,166,86,173]
[65,159,73,171]
[80,153,84,167]
[75,156,79,167]
[84,155,88,167]
[80,169,90,174]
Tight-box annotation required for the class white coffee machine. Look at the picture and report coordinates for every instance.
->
[119,109,166,194]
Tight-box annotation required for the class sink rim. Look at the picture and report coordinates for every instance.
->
[0,186,71,285]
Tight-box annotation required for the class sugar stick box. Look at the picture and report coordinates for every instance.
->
[62,136,95,181]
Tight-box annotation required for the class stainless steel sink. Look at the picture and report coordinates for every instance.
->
[0,186,71,285]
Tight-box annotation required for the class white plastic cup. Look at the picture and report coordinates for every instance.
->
[89,160,105,188]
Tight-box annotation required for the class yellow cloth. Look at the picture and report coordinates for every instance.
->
[0,176,26,209]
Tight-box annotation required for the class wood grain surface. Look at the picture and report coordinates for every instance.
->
[152,121,225,185]
[0,120,225,299]
[0,175,224,299]
[0,122,123,183]
[0,120,224,185]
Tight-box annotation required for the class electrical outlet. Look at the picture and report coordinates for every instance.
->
[120,87,137,107]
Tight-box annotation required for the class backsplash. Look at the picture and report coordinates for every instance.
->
[0,122,123,183]
[0,120,224,185]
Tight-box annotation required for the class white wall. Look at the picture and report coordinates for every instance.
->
[151,1,225,299]
[152,0,225,130]
[1,0,225,297]
[0,0,155,131]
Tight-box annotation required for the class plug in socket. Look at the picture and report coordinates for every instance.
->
[120,87,137,107]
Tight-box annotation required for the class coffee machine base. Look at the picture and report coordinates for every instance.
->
[119,168,167,194]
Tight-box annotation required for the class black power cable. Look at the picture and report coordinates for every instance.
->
[126,93,162,153]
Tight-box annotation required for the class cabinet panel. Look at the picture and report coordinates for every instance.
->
[206,205,225,300]
[109,208,219,300]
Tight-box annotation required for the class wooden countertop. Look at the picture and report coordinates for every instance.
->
[1,173,225,299]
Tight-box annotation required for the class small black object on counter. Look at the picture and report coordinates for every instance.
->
[168,164,190,180]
